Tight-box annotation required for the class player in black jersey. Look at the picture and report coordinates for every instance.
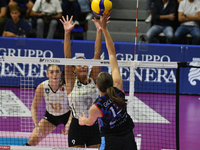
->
[79,13,138,150]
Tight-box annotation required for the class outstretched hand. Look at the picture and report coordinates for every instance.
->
[92,15,110,31]
[60,15,77,33]
[93,12,111,30]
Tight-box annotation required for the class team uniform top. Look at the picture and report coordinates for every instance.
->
[94,87,134,136]
[68,77,99,119]
[43,80,70,116]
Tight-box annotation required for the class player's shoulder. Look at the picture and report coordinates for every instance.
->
[37,80,48,89]
[36,82,44,92]
[42,80,49,85]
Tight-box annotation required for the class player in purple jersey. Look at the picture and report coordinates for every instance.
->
[79,13,138,150]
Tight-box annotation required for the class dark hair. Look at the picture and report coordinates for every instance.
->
[47,64,65,87]
[47,64,58,71]
[72,56,86,69]
[60,68,66,86]
[97,72,126,110]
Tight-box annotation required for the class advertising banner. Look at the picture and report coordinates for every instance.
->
[0,37,200,94]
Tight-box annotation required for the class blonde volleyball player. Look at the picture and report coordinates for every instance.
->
[24,64,70,146]
[60,15,104,148]
[79,14,138,150]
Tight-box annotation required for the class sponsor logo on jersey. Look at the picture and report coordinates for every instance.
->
[60,87,64,92]
[77,81,82,87]
[87,78,91,84]
[45,88,50,94]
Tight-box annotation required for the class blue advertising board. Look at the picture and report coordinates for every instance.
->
[0,37,200,94]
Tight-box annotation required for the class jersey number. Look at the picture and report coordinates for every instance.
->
[49,103,62,112]
[110,106,117,117]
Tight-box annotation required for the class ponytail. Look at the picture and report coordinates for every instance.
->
[106,87,127,110]
[97,72,127,109]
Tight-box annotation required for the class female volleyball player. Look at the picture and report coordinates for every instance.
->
[60,15,103,148]
[24,64,70,146]
[79,14,138,150]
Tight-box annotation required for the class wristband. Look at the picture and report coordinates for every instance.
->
[184,14,187,17]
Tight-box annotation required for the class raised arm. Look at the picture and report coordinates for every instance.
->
[60,16,77,94]
[90,17,111,82]
[89,19,102,82]
[94,15,123,90]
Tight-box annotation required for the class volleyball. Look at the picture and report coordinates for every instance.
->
[91,0,112,16]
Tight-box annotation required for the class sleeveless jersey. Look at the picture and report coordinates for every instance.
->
[94,87,134,136]
[68,77,99,119]
[43,80,70,116]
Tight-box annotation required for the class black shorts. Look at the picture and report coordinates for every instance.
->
[68,118,101,147]
[43,110,70,127]
[13,0,29,5]
[100,132,137,150]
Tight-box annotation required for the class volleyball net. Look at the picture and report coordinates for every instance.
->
[0,56,178,150]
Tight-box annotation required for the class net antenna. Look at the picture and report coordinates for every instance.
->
[134,0,139,61]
